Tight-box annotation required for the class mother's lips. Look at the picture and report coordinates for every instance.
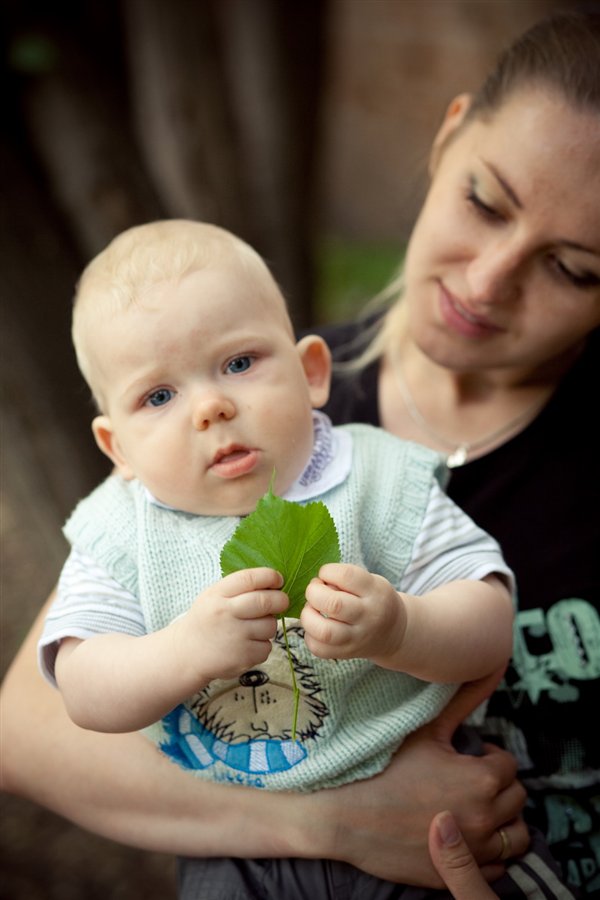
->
[439,284,503,337]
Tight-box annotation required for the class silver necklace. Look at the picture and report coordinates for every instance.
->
[394,361,544,468]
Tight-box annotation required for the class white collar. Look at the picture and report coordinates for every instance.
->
[283,411,352,502]
[145,411,352,512]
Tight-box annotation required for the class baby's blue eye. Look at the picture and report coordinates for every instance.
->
[147,388,173,407]
[226,356,252,374]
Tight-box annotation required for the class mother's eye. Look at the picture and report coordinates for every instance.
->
[553,257,600,290]
[146,388,174,407]
[463,174,505,223]
[226,355,253,374]
[466,189,503,222]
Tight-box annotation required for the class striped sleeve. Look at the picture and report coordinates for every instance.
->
[38,547,146,686]
[401,480,515,597]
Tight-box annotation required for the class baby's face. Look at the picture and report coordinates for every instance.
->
[89,264,329,516]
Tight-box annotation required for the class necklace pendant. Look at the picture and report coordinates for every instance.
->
[447,445,469,468]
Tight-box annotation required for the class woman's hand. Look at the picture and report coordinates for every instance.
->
[304,671,529,886]
[429,811,500,898]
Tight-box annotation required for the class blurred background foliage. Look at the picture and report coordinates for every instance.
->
[1,0,566,896]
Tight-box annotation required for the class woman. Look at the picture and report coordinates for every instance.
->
[317,9,600,894]
[2,9,598,897]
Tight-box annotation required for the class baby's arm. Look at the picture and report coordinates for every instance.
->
[54,567,288,732]
[302,565,513,682]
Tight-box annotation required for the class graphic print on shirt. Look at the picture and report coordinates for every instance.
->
[484,598,600,894]
[509,598,599,705]
[160,623,329,781]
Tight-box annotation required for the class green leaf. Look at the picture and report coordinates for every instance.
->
[220,485,341,618]
[220,483,341,739]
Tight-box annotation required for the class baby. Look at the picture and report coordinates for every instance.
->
[39,218,514,893]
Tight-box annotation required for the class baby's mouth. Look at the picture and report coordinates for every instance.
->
[210,446,259,478]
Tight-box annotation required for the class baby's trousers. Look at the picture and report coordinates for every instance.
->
[177,827,573,900]
[177,728,575,900]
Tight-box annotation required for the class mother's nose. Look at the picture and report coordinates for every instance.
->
[466,239,526,307]
[192,392,236,431]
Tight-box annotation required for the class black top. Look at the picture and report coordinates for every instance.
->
[317,318,600,893]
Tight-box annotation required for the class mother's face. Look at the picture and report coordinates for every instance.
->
[402,88,600,379]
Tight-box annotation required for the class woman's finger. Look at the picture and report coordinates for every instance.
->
[481,813,529,866]
[430,670,506,743]
[429,810,499,899]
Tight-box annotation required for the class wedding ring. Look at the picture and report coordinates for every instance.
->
[495,827,512,861]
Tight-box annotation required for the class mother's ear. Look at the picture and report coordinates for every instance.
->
[429,93,473,175]
[92,416,134,480]
[296,335,331,409]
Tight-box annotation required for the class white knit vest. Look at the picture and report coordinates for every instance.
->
[64,424,456,791]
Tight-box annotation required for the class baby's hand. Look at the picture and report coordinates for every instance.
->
[301,563,406,662]
[172,568,288,685]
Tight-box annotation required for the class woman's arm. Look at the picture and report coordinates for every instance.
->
[1,594,528,886]
[1,591,300,855]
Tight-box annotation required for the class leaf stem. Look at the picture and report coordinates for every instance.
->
[281,617,300,741]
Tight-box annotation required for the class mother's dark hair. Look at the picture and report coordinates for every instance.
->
[467,8,600,119]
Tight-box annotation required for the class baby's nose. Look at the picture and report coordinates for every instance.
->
[192,393,236,431]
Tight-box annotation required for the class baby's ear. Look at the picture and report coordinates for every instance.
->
[91,416,134,480]
[296,335,331,408]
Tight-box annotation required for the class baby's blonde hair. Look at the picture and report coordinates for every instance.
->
[72,219,288,406]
